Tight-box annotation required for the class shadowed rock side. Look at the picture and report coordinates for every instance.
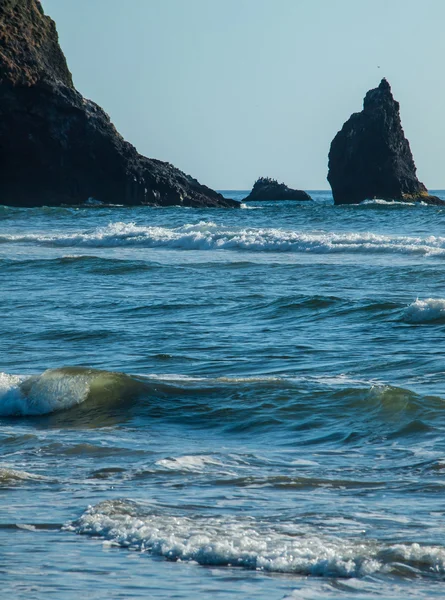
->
[244,178,312,202]
[327,79,444,206]
[0,0,239,207]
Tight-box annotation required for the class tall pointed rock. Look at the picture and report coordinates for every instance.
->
[327,79,442,205]
[0,0,238,207]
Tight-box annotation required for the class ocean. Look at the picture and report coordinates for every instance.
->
[1,190,445,599]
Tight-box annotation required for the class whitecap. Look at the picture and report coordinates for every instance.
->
[403,298,445,323]
[240,203,263,210]
[2,221,445,256]
[0,367,133,416]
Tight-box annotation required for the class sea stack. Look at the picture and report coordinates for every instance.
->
[327,79,443,205]
[244,178,312,201]
[0,0,238,208]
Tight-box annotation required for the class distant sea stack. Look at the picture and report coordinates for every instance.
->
[244,178,312,202]
[327,79,443,206]
[0,0,238,208]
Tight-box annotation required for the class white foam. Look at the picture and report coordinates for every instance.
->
[2,221,445,255]
[360,199,421,207]
[144,373,207,383]
[403,298,445,323]
[68,500,445,578]
[68,500,381,577]
[0,369,92,416]
[155,455,222,472]
[291,459,320,466]
[144,374,284,386]
[0,373,28,416]
[240,204,263,210]
[145,373,374,387]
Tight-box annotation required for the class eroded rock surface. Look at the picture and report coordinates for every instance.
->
[0,0,238,207]
[244,178,311,202]
[327,79,443,206]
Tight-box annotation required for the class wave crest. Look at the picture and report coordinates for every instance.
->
[0,367,142,416]
[403,298,445,323]
[2,221,445,255]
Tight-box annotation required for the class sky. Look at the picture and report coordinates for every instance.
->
[42,0,445,190]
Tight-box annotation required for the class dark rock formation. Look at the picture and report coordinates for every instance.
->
[327,79,443,206]
[244,177,312,202]
[0,0,239,208]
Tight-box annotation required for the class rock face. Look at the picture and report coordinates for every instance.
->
[327,79,443,205]
[0,0,238,208]
[244,178,312,201]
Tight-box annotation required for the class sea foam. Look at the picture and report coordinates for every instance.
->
[155,455,223,472]
[403,298,445,323]
[0,369,91,416]
[0,367,142,416]
[1,221,445,255]
[68,499,445,578]
[360,199,423,207]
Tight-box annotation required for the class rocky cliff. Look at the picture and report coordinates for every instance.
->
[0,0,238,207]
[244,177,311,202]
[327,79,443,206]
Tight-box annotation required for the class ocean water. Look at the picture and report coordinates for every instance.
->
[2,190,445,598]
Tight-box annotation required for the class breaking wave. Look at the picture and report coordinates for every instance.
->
[0,367,144,416]
[1,368,443,429]
[67,499,445,578]
[403,298,445,323]
[2,221,445,255]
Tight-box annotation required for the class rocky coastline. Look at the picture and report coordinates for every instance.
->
[0,0,239,208]
[0,3,442,210]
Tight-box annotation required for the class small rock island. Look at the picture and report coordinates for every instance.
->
[0,0,238,208]
[244,178,312,202]
[327,79,444,206]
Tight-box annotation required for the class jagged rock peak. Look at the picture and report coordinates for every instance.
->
[244,177,311,202]
[0,0,73,87]
[327,79,444,206]
[362,79,401,118]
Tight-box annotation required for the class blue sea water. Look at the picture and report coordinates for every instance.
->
[2,190,445,598]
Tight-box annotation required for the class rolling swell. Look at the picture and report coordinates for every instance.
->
[0,367,145,416]
[1,368,443,443]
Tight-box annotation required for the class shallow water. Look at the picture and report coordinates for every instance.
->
[2,191,445,598]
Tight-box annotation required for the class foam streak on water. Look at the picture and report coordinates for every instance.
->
[2,220,445,255]
[69,499,445,579]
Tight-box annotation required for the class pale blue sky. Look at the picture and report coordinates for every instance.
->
[43,0,445,190]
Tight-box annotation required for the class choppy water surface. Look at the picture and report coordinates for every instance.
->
[2,191,445,599]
